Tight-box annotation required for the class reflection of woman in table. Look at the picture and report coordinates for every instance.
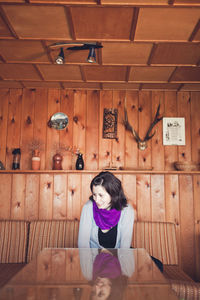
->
[78,171,134,249]
[79,248,135,300]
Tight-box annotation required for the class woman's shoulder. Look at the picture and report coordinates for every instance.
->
[121,203,134,216]
[82,199,93,211]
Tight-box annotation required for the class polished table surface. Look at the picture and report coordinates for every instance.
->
[0,248,179,300]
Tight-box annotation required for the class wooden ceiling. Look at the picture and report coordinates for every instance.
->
[0,0,200,90]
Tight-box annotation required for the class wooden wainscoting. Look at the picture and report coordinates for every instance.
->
[0,171,199,281]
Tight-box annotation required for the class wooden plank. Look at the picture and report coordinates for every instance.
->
[193,174,200,281]
[6,89,23,170]
[124,90,139,169]
[73,90,86,170]
[33,88,48,170]
[151,174,165,222]
[25,174,39,220]
[39,174,53,219]
[164,91,178,171]
[0,89,9,167]
[99,90,112,170]
[81,173,95,210]
[20,89,35,170]
[85,90,99,170]
[177,91,192,162]
[179,175,195,278]
[165,174,181,263]
[136,174,151,221]
[112,90,125,170]
[67,174,81,220]
[151,91,164,171]
[46,89,60,170]
[138,91,152,169]
[60,90,74,170]
[0,174,11,218]
[53,174,67,219]
[11,174,25,220]
[190,92,200,163]
[122,174,137,220]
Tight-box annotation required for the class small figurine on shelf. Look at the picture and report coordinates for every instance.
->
[12,148,21,170]
[32,149,40,170]
[76,152,84,170]
[53,153,63,170]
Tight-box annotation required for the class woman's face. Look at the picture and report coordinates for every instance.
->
[92,185,111,210]
[91,277,112,300]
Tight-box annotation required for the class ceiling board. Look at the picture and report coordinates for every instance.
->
[101,0,168,4]
[84,65,127,81]
[150,43,200,65]
[102,42,153,65]
[22,81,61,88]
[0,40,50,63]
[0,80,23,88]
[102,82,140,89]
[37,64,83,81]
[0,2,199,90]
[62,82,101,89]
[0,64,42,80]
[141,83,181,90]
[71,7,134,40]
[2,5,72,39]
[0,15,14,38]
[129,66,175,82]
[135,8,200,41]
[170,67,200,82]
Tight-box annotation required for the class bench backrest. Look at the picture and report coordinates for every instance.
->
[0,220,28,263]
[132,221,178,265]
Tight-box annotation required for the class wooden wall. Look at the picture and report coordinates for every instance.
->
[0,88,200,281]
[0,89,199,171]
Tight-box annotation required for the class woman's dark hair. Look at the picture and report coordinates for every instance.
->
[89,171,127,210]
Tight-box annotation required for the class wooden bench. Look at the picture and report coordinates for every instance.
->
[0,219,195,288]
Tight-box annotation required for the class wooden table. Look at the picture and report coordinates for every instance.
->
[0,248,179,300]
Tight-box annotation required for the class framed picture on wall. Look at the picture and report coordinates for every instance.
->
[163,117,185,146]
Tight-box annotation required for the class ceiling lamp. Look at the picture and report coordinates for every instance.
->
[87,46,96,63]
[55,48,65,64]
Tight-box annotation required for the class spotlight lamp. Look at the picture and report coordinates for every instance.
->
[87,46,96,63]
[55,47,65,64]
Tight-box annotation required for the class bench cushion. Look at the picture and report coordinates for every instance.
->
[132,221,178,265]
[27,220,79,262]
[0,221,28,263]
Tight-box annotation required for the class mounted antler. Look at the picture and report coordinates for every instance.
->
[123,100,163,150]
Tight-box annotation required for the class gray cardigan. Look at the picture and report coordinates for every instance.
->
[78,200,134,248]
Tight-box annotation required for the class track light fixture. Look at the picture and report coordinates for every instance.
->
[87,46,96,63]
[55,47,65,64]
[53,43,103,65]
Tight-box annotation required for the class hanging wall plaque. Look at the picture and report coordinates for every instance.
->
[103,108,118,139]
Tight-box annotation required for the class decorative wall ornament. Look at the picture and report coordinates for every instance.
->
[48,112,68,130]
[123,100,163,150]
[103,108,118,139]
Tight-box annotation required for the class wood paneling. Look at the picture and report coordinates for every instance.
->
[0,88,200,281]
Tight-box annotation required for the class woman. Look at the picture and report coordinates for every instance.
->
[78,171,134,249]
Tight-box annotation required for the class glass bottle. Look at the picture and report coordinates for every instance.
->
[76,153,84,170]
[12,148,21,170]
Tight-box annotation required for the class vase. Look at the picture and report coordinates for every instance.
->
[12,148,21,170]
[53,153,63,170]
[76,154,84,170]
[32,150,40,170]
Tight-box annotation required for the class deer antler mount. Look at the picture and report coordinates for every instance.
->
[123,103,163,151]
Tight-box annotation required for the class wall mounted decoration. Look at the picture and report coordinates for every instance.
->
[123,102,163,150]
[103,108,118,139]
[48,112,68,130]
[163,117,185,145]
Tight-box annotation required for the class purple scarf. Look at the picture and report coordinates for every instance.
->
[93,201,121,230]
[93,252,122,280]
